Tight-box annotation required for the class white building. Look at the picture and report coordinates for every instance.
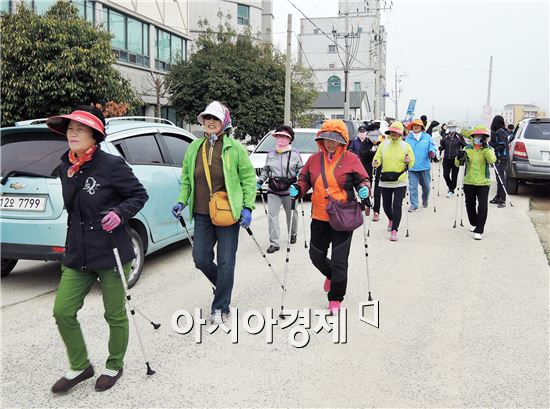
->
[297,0,386,120]
[4,0,273,125]
[188,0,273,49]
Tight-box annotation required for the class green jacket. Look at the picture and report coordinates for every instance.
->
[373,139,415,186]
[455,145,497,186]
[177,134,256,221]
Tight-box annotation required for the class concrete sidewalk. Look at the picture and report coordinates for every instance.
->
[2,172,549,408]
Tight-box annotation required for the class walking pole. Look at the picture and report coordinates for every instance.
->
[431,165,437,213]
[405,190,410,238]
[299,198,308,249]
[244,227,285,290]
[367,168,375,238]
[492,163,514,207]
[437,160,442,197]
[459,186,465,227]
[104,228,157,376]
[178,216,216,295]
[279,198,296,319]
[453,161,465,228]
[258,187,268,215]
[360,199,373,302]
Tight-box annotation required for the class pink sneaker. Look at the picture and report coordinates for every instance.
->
[323,278,331,292]
[387,220,392,231]
[390,230,398,241]
[372,212,380,222]
[328,301,341,315]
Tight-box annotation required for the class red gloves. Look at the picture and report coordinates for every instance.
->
[428,151,435,159]
[101,211,121,232]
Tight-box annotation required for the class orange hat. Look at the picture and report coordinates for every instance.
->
[408,119,425,130]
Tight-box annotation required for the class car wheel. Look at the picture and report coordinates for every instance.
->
[127,228,145,288]
[1,258,18,277]
[507,177,519,195]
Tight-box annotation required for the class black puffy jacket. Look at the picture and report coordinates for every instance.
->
[440,133,467,160]
[58,148,148,270]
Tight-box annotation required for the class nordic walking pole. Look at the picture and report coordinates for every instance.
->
[104,228,157,376]
[258,187,268,214]
[361,199,373,302]
[437,160,442,197]
[244,227,285,290]
[492,163,514,207]
[299,198,308,248]
[453,159,466,228]
[431,165,437,213]
[459,186,465,227]
[405,191,410,238]
[367,168,375,238]
[279,198,296,319]
[178,216,216,295]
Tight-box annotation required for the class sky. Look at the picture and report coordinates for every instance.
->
[272,0,550,126]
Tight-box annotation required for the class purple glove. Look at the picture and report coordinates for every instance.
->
[101,211,121,232]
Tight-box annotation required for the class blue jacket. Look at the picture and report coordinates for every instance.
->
[405,132,437,171]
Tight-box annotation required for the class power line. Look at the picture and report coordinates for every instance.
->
[284,0,376,72]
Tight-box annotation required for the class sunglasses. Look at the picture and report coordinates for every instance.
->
[202,114,219,121]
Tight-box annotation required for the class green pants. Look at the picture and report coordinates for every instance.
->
[53,262,131,371]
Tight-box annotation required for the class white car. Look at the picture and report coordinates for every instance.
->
[248,128,320,187]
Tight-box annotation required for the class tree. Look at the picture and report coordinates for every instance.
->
[0,1,138,126]
[166,18,317,143]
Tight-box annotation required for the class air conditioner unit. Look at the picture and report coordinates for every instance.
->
[329,63,336,70]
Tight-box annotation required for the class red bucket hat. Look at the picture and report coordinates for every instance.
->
[47,110,106,142]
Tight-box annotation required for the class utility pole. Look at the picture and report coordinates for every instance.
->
[333,1,359,120]
[284,14,292,125]
[393,66,407,120]
[486,55,493,107]
[374,0,381,119]
[344,1,350,119]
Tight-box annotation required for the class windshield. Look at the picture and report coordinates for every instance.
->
[1,131,67,177]
[255,131,320,154]
[524,122,550,140]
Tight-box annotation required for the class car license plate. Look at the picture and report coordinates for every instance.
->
[0,194,47,212]
[541,151,550,162]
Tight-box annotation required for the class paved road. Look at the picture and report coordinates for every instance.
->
[2,172,549,408]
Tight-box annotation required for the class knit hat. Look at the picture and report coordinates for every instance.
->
[385,121,405,136]
[197,101,232,130]
[47,108,106,142]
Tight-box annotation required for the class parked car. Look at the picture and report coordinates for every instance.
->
[248,128,320,187]
[0,117,196,286]
[506,118,550,194]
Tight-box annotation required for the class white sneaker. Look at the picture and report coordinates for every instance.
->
[474,233,483,240]
[210,310,223,325]
[470,226,476,232]
[221,312,231,325]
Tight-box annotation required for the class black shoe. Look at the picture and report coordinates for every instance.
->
[290,234,297,244]
[497,201,506,208]
[95,369,123,392]
[51,365,94,394]
[266,245,280,254]
[489,197,500,204]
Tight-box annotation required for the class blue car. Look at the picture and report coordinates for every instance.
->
[0,117,195,287]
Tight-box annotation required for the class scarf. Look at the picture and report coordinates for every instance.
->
[67,145,97,178]
[276,144,292,154]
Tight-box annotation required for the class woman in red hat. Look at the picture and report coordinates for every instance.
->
[46,105,148,393]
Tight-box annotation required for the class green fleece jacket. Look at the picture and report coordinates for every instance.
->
[177,134,256,221]
[455,145,497,186]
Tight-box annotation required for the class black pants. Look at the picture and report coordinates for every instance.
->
[309,219,353,302]
[463,184,489,234]
[494,159,507,200]
[380,186,407,231]
[442,159,460,193]
[372,168,382,213]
